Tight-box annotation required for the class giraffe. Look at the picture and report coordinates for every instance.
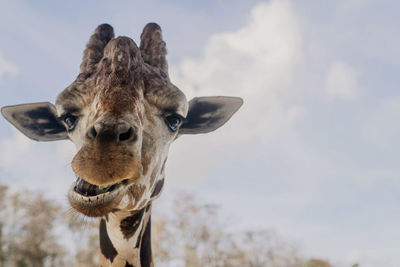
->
[1,23,242,267]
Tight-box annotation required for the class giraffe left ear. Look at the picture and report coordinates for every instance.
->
[1,102,68,141]
[179,96,243,135]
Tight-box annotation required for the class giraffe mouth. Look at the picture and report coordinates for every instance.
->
[73,176,127,196]
[68,177,129,217]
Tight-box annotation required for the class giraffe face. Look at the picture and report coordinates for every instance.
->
[1,23,243,217]
[56,38,188,216]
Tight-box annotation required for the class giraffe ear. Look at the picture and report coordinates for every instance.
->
[1,102,68,141]
[179,96,243,135]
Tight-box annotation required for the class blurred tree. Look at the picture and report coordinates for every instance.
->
[0,185,333,267]
[65,212,99,267]
[0,186,8,266]
[305,258,333,267]
[152,193,304,267]
[0,186,68,267]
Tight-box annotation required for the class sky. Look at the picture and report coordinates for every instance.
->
[0,0,399,266]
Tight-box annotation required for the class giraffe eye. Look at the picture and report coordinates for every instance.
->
[63,114,78,131]
[165,114,183,132]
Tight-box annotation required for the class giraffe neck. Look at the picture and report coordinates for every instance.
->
[99,204,153,267]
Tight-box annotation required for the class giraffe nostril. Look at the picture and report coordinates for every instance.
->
[119,127,134,142]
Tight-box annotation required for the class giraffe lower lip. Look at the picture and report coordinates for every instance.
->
[68,179,128,217]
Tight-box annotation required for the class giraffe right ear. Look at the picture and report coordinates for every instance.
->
[179,96,243,135]
[1,102,68,141]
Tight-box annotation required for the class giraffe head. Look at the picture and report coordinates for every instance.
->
[1,23,242,217]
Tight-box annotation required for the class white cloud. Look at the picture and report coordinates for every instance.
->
[167,0,308,184]
[0,53,18,78]
[324,60,358,100]
[171,0,304,142]
[167,0,365,186]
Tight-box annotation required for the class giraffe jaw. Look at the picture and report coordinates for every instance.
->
[68,177,129,217]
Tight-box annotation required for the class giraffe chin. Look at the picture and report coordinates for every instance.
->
[67,179,128,217]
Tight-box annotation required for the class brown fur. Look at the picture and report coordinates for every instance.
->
[141,156,151,176]
[150,179,164,198]
[120,208,145,239]
[149,164,159,188]
[72,141,142,186]
[129,184,146,203]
